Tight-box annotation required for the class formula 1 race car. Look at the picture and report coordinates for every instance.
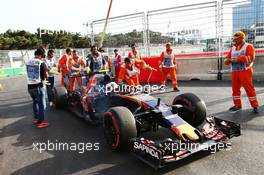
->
[52,70,112,124]
[53,72,241,169]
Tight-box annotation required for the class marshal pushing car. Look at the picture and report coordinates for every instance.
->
[53,72,241,169]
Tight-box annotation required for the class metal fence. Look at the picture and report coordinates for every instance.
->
[90,12,148,56]
[147,1,218,56]
[1,0,264,80]
[89,0,264,56]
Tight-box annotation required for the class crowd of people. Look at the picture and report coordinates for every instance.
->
[57,43,177,93]
[25,31,259,128]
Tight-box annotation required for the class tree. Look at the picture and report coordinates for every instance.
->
[0,28,175,50]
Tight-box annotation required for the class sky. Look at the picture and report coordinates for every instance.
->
[0,0,212,34]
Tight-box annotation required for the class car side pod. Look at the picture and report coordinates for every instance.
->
[131,116,241,169]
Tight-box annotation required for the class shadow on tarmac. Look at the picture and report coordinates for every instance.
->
[0,101,217,175]
[1,78,263,175]
[214,105,264,124]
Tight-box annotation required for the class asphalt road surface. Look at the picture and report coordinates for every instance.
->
[0,76,264,175]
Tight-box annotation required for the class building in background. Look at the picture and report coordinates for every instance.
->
[233,0,264,47]
[233,0,264,33]
[173,29,202,45]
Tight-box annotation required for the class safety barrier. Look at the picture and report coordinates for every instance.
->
[222,55,264,81]
[140,57,162,83]
[139,49,264,82]
[1,50,264,81]
[139,56,218,83]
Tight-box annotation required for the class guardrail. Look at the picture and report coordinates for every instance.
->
[1,49,264,80]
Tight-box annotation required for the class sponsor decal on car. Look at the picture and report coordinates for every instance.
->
[133,141,160,159]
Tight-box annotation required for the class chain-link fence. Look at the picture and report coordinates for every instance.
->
[1,0,264,79]
[222,0,264,48]
[220,0,264,79]
[88,0,264,56]
[91,12,147,56]
[147,1,218,56]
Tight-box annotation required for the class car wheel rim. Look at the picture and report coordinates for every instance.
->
[104,113,120,149]
[174,98,195,123]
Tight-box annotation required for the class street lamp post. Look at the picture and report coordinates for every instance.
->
[83,21,95,45]
[83,21,90,38]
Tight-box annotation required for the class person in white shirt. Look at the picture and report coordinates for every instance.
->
[44,49,56,107]
[26,48,49,128]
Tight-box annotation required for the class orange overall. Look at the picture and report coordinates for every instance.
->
[225,43,259,108]
[117,59,144,86]
[113,53,122,79]
[68,56,85,93]
[58,54,70,86]
[128,50,141,63]
[160,50,178,88]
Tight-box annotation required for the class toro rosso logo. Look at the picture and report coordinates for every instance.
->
[133,141,160,159]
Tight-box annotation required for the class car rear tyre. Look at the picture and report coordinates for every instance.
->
[173,93,206,127]
[103,106,137,151]
[53,86,68,109]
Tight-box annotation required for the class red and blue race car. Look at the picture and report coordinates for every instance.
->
[53,72,240,169]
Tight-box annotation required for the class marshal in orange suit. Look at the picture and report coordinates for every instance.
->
[224,31,259,113]
[159,42,179,91]
[68,50,85,93]
[117,58,155,86]
[58,48,72,86]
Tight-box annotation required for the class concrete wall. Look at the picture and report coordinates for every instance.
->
[1,49,264,80]
[176,57,218,80]
[222,56,264,81]
[175,55,264,81]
